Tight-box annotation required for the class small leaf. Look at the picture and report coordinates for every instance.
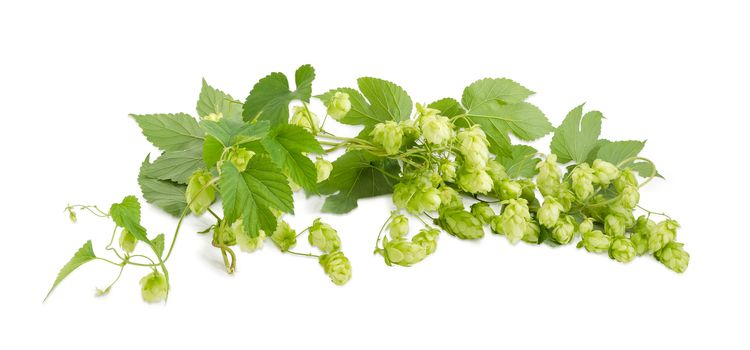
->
[200,117,269,146]
[596,140,645,165]
[152,234,165,259]
[45,240,96,301]
[109,196,148,243]
[202,135,224,168]
[261,124,323,193]
[197,79,243,119]
[316,87,379,126]
[242,65,315,126]
[357,77,413,122]
[142,146,204,184]
[138,156,187,216]
[428,98,466,118]
[318,151,400,213]
[131,113,204,152]
[498,145,540,178]
[461,78,534,108]
[550,104,604,163]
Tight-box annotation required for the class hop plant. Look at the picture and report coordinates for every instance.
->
[119,228,137,254]
[236,222,266,253]
[614,169,638,192]
[308,219,341,253]
[522,221,541,244]
[139,271,168,303]
[470,202,495,225]
[393,172,442,213]
[654,241,690,273]
[326,91,351,120]
[371,121,403,155]
[578,217,594,234]
[577,230,611,253]
[536,154,562,196]
[538,198,564,228]
[456,125,490,170]
[382,237,427,267]
[498,199,531,244]
[439,161,457,182]
[436,207,485,240]
[290,105,320,133]
[457,168,493,194]
[389,214,409,240]
[630,216,656,255]
[319,251,352,285]
[648,219,679,253]
[592,159,620,185]
[497,179,523,200]
[271,220,297,252]
[571,163,596,200]
[486,160,509,185]
[185,169,215,215]
[551,215,576,245]
[412,228,440,255]
[417,105,453,145]
[609,237,636,263]
[226,146,255,172]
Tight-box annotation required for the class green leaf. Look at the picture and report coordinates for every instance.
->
[596,140,645,165]
[318,151,400,213]
[202,135,224,168]
[196,79,243,119]
[45,240,96,301]
[142,146,204,184]
[261,124,323,193]
[131,113,204,152]
[461,78,534,108]
[152,234,165,259]
[138,156,187,216]
[550,104,603,163]
[428,98,466,118]
[242,64,315,126]
[498,145,540,178]
[109,196,148,243]
[628,161,663,179]
[317,87,380,126]
[219,158,293,237]
[200,118,269,146]
[460,78,552,156]
[357,77,413,122]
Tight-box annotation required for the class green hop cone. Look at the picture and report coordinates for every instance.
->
[119,228,137,253]
[609,237,636,263]
[290,105,320,134]
[213,220,237,246]
[315,157,333,183]
[439,161,457,182]
[486,160,509,185]
[604,214,627,236]
[388,214,409,240]
[499,199,531,244]
[571,163,596,200]
[538,198,564,228]
[592,159,620,185]
[436,206,485,240]
[522,221,541,244]
[139,271,168,303]
[457,168,493,194]
[535,154,562,197]
[654,241,690,273]
[470,202,495,225]
[498,179,523,200]
[319,251,352,285]
[270,219,297,252]
[393,174,442,213]
[382,237,427,267]
[551,215,576,245]
[67,208,77,223]
[419,113,453,145]
[412,228,439,255]
[577,230,611,253]
[578,217,594,234]
[648,219,679,253]
[308,219,341,253]
[619,185,640,209]
[226,146,255,172]
[614,169,638,193]
[438,186,463,209]
[235,219,266,253]
[185,169,215,215]
[371,121,403,155]
[203,112,222,121]
[631,216,656,255]
[456,125,490,170]
[327,91,351,120]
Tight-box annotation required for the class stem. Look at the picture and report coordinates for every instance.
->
[285,250,320,258]
[163,177,220,263]
[207,207,222,221]
[295,226,310,238]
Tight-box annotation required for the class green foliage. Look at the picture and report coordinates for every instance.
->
[261,124,323,193]
[131,113,204,152]
[318,151,399,213]
[197,79,243,120]
[45,241,96,301]
[243,64,315,126]
[550,104,603,163]
[138,156,187,216]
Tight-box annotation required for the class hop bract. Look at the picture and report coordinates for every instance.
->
[319,251,352,285]
[371,121,403,155]
[654,241,689,273]
[235,219,266,253]
[226,146,254,172]
[327,91,351,120]
[308,219,341,253]
[315,157,333,183]
[186,169,215,215]
[139,271,168,303]
[119,228,137,254]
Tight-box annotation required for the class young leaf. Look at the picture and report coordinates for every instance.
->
[242,64,315,126]
[498,145,540,178]
[200,117,269,146]
[197,79,243,119]
[356,77,413,122]
[110,196,148,243]
[428,98,466,118]
[550,104,603,163]
[131,113,204,152]
[138,156,188,216]
[152,234,165,259]
[318,151,400,213]
[460,78,552,156]
[202,135,224,168]
[316,88,379,126]
[219,158,294,237]
[596,140,645,165]
[142,146,204,184]
[45,240,96,301]
[261,124,324,193]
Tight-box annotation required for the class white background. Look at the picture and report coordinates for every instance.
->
[1,1,748,349]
